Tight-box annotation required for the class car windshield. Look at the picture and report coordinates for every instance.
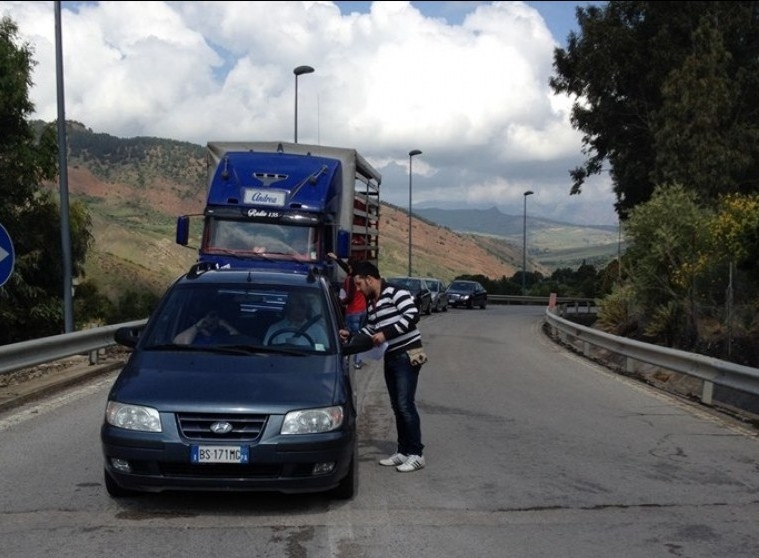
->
[141,283,334,353]
[389,277,420,292]
[450,282,474,292]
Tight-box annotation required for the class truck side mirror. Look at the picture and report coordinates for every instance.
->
[336,230,350,258]
[176,216,190,245]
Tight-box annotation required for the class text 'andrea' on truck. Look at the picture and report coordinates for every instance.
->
[175,141,382,288]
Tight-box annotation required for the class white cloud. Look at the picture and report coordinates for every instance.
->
[0,0,617,225]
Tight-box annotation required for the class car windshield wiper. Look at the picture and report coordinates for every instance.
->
[215,344,308,356]
[144,343,205,351]
[144,343,308,356]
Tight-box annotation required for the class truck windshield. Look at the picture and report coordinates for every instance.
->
[207,219,317,259]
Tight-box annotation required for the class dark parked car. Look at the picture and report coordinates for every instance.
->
[447,279,488,309]
[101,263,372,500]
[423,277,448,312]
[387,276,432,315]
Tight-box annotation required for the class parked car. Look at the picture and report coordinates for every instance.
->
[447,279,488,309]
[423,277,448,312]
[386,276,433,315]
[101,263,372,500]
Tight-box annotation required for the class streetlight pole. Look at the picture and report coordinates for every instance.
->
[408,149,422,276]
[522,190,534,295]
[293,65,314,143]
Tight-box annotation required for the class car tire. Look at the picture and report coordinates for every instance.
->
[104,469,140,498]
[330,451,357,500]
[480,299,487,309]
[425,301,432,315]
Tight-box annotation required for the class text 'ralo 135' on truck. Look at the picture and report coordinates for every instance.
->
[175,141,382,287]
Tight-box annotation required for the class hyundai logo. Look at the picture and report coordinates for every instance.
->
[210,421,233,434]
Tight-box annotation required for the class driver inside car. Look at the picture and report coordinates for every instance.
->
[263,292,329,348]
[174,308,240,345]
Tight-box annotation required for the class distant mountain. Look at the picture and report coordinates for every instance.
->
[416,207,617,237]
[38,121,531,299]
[36,121,620,303]
[416,207,623,270]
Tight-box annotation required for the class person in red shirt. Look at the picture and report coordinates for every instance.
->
[328,253,367,369]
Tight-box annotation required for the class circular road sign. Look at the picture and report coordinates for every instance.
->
[0,223,15,288]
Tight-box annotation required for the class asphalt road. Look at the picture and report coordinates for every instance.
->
[1,305,758,558]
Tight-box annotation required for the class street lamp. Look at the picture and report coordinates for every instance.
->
[293,65,315,143]
[408,149,422,276]
[522,190,534,295]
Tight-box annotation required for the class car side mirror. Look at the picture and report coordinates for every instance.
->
[114,325,143,349]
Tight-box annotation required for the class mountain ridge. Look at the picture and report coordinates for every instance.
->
[42,122,618,300]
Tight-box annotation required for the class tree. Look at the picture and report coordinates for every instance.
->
[623,183,711,346]
[0,16,93,344]
[550,2,759,219]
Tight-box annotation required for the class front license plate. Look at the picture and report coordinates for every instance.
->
[191,445,249,464]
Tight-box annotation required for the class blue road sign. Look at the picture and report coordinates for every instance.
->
[0,223,15,288]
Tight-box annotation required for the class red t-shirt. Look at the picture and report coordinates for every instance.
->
[343,275,367,315]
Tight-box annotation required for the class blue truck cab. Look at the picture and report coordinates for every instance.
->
[176,141,381,288]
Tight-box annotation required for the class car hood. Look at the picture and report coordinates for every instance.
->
[108,350,343,413]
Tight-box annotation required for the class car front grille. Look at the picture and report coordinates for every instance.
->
[177,413,268,442]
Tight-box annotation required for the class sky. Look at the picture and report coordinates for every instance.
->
[0,1,615,225]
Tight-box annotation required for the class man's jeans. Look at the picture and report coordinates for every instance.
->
[345,312,364,366]
[383,351,424,456]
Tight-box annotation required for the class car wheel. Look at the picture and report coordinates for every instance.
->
[425,301,432,315]
[466,300,473,309]
[330,451,357,500]
[480,299,487,309]
[104,469,139,498]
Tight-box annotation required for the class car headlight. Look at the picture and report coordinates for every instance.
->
[282,406,344,434]
[106,401,162,432]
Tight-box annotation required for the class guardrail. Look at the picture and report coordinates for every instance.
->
[488,295,595,306]
[0,319,147,376]
[543,306,759,407]
[5,302,757,416]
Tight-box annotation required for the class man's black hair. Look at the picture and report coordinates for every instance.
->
[352,260,380,279]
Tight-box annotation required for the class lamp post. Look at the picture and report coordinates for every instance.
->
[408,149,422,276]
[522,190,534,295]
[293,65,315,143]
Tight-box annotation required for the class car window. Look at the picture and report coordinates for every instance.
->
[142,283,334,352]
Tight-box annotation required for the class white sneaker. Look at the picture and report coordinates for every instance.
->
[396,454,425,472]
[378,452,407,466]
